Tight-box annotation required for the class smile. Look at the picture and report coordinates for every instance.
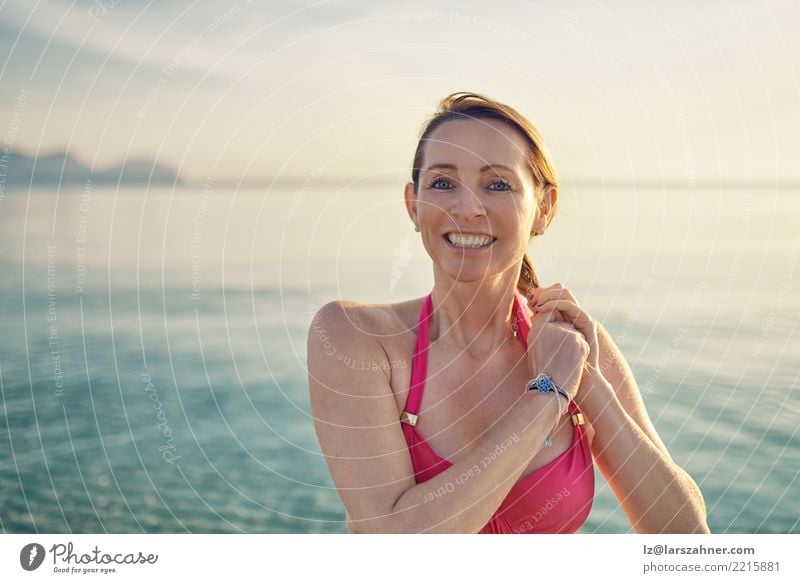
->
[443,232,497,249]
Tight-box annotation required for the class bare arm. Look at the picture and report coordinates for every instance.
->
[307,300,566,533]
[389,393,564,533]
[521,284,708,533]
[588,322,709,533]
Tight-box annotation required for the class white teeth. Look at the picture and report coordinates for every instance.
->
[446,233,494,248]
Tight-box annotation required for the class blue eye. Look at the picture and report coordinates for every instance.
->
[488,179,513,191]
[427,176,513,191]
[429,176,454,189]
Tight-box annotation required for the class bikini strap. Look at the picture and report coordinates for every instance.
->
[512,291,531,350]
[400,293,433,426]
[399,292,585,427]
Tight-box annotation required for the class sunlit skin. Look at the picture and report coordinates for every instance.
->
[404,117,557,358]
[311,115,709,534]
[403,117,709,533]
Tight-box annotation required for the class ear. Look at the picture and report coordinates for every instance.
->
[532,184,558,234]
[404,181,418,225]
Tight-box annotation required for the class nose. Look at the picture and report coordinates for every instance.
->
[450,183,486,222]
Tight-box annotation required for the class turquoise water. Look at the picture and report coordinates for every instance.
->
[0,184,798,533]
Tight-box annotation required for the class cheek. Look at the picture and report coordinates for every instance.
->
[505,219,531,245]
[498,198,535,231]
[418,197,449,223]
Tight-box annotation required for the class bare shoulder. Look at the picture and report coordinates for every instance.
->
[309,298,420,347]
[307,297,421,385]
[312,297,420,326]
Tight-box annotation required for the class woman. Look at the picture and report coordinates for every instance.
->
[307,92,709,534]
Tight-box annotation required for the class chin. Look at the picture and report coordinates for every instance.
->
[439,263,502,283]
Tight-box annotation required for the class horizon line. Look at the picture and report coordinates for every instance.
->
[180,176,800,190]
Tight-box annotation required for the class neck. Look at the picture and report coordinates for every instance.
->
[429,268,521,357]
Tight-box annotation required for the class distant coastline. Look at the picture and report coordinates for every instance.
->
[0,149,182,187]
[1,148,797,191]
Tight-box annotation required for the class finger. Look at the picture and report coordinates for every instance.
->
[529,282,567,297]
[528,290,569,322]
[532,299,573,324]
[545,308,568,323]
[531,300,567,322]
[531,306,558,325]
[527,304,559,334]
[547,321,582,335]
[530,284,579,307]
[534,299,598,357]
[534,299,589,328]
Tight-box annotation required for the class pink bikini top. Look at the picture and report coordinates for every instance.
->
[399,291,595,533]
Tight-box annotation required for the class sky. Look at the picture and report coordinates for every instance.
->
[0,0,798,184]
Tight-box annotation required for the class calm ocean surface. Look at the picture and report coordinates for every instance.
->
[0,183,798,533]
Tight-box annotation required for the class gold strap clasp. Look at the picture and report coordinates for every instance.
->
[571,413,585,426]
[400,411,418,426]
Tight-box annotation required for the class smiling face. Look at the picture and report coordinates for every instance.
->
[405,117,551,284]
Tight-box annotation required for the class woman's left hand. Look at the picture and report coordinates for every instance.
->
[528,283,610,406]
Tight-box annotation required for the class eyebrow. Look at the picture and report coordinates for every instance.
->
[423,163,519,173]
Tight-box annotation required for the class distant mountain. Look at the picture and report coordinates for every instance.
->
[0,150,182,186]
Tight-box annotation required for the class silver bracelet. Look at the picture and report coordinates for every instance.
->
[526,373,571,404]
[544,390,562,447]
